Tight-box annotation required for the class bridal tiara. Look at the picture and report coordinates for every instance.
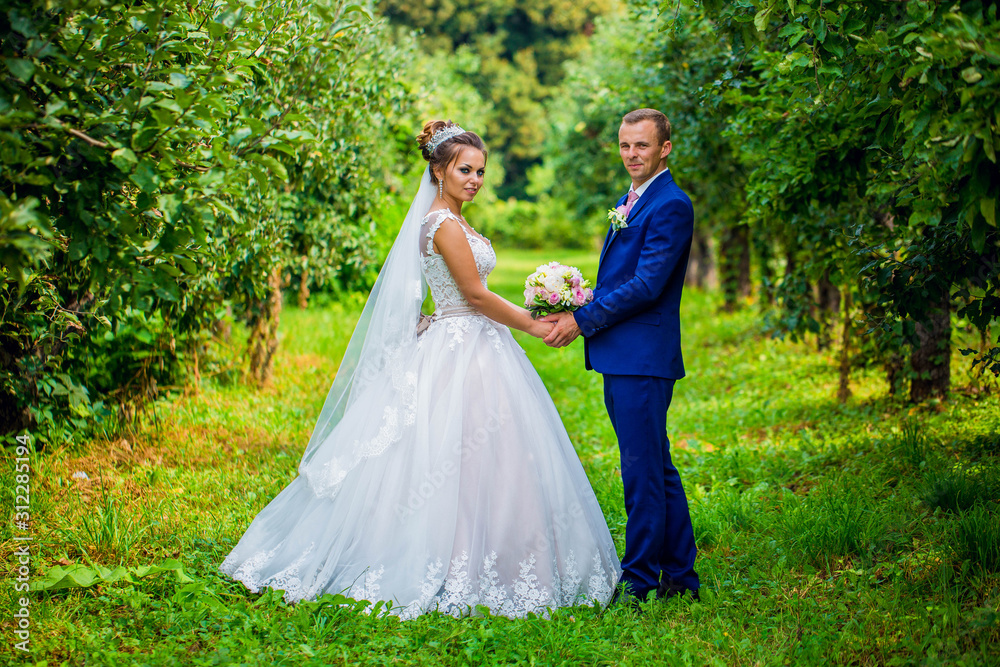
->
[427,125,466,152]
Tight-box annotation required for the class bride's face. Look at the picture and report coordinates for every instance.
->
[437,146,486,202]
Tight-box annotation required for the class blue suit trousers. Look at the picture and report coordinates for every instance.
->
[603,373,699,597]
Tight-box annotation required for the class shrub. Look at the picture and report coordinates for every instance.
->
[472,195,600,250]
[0,0,412,442]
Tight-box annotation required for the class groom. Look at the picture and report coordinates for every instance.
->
[542,108,699,604]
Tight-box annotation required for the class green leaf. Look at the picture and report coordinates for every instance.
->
[111,148,138,172]
[6,58,35,82]
[68,238,88,261]
[171,581,226,611]
[154,98,184,115]
[157,263,181,277]
[343,4,373,21]
[9,13,38,38]
[157,193,182,223]
[961,67,982,84]
[169,72,192,89]
[176,256,198,274]
[246,153,288,181]
[822,40,844,58]
[754,6,774,33]
[814,19,827,43]
[31,559,193,591]
[131,559,193,583]
[971,214,987,253]
[30,564,127,590]
[982,198,996,227]
[45,99,68,117]
[131,160,161,193]
[153,280,180,301]
[228,126,253,147]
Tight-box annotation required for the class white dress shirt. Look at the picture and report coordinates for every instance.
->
[629,166,670,201]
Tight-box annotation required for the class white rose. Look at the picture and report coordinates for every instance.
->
[543,275,563,293]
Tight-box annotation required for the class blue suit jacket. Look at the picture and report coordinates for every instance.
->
[573,169,694,379]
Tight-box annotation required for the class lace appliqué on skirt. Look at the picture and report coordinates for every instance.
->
[383,549,615,620]
[220,542,318,602]
[223,543,615,620]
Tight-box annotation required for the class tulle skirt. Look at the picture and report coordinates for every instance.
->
[220,313,621,619]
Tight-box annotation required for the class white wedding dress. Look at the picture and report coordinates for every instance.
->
[220,208,621,619]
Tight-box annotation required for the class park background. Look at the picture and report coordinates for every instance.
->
[1,0,999,664]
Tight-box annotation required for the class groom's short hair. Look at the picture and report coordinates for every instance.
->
[622,109,671,145]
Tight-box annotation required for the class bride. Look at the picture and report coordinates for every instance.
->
[220,121,621,619]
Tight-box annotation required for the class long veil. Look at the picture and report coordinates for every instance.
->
[297,167,435,494]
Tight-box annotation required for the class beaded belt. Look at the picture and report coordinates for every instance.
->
[435,305,480,318]
[416,305,481,335]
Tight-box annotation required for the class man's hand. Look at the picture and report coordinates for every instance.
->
[540,311,582,348]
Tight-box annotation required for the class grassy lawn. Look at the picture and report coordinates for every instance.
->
[2,248,999,666]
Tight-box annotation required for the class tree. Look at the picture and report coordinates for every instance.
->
[379,0,615,197]
[543,4,749,294]
[1,0,413,442]
[681,0,1000,398]
[545,0,998,400]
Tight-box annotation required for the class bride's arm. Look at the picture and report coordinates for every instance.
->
[433,219,552,338]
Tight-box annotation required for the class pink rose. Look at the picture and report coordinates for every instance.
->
[615,205,627,216]
[548,292,561,305]
[570,276,581,288]
[573,288,586,305]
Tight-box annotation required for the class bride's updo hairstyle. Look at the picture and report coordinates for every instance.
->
[417,120,488,185]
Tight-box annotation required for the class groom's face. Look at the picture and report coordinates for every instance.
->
[619,120,672,188]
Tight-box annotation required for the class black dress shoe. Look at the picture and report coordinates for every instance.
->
[656,577,700,602]
[607,584,643,613]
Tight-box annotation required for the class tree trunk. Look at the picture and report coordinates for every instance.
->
[0,335,27,435]
[816,271,841,351]
[191,344,201,393]
[248,267,284,387]
[719,222,751,311]
[885,351,906,396]
[757,234,775,306]
[215,304,233,343]
[910,290,951,402]
[783,246,809,308]
[783,247,796,280]
[298,256,310,310]
[837,291,853,403]
[685,228,717,289]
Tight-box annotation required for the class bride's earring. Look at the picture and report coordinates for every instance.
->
[438,178,444,199]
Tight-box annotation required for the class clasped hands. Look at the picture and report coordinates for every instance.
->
[539,311,581,348]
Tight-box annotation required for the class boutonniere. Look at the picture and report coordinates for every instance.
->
[607,206,628,231]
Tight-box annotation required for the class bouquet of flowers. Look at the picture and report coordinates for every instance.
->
[523,262,594,318]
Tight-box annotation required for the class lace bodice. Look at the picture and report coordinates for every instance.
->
[420,209,496,310]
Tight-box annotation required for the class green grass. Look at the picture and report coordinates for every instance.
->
[2,249,999,666]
